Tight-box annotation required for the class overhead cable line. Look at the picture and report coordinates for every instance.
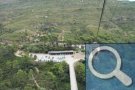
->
[95,0,106,42]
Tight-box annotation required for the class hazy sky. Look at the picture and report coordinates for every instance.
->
[129,0,135,1]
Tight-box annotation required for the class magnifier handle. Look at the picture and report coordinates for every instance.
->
[115,70,132,86]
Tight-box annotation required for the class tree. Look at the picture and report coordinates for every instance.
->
[24,85,33,90]
[75,62,85,90]
[12,69,28,88]
[18,56,35,72]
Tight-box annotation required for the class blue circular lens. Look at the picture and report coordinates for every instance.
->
[93,50,117,74]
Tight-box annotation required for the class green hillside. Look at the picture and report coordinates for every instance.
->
[0,0,135,44]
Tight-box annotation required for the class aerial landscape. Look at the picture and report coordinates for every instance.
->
[0,0,135,90]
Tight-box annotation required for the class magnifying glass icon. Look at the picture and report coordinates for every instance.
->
[88,46,132,86]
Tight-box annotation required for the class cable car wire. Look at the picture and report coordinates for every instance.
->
[95,0,106,42]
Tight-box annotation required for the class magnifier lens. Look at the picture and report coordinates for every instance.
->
[93,50,117,74]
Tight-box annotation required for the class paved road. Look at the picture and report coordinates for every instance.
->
[66,56,78,90]
[69,62,78,90]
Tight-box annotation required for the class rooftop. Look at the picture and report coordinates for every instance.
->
[48,50,74,54]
